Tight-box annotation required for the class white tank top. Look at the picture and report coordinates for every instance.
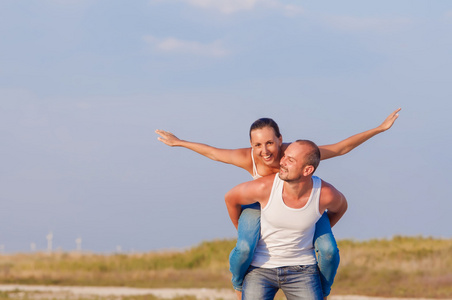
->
[251,174,322,268]
[251,149,262,180]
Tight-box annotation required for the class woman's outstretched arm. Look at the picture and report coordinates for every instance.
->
[318,108,401,160]
[156,129,252,171]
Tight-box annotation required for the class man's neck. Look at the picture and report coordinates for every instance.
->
[282,177,313,208]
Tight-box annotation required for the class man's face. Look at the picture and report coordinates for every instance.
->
[279,142,309,182]
[250,127,282,167]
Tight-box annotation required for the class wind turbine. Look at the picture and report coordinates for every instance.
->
[46,232,53,253]
[75,237,82,252]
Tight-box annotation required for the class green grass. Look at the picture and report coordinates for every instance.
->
[1,236,451,298]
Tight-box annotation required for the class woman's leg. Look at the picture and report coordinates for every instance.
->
[229,203,261,292]
[314,213,340,298]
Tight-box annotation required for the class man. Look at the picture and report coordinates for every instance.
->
[157,108,399,299]
[225,140,348,300]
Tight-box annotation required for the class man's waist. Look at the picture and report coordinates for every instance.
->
[251,248,316,268]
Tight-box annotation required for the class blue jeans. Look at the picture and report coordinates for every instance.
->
[229,203,261,291]
[313,212,340,297]
[242,265,323,300]
[229,205,339,297]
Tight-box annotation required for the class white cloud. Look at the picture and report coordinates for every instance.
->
[42,0,92,7]
[324,15,413,33]
[143,36,230,57]
[186,0,258,14]
[151,0,303,16]
[280,4,304,17]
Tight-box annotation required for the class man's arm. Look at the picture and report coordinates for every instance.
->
[156,129,251,171]
[225,175,275,229]
[318,108,401,160]
[319,182,348,227]
[326,193,347,227]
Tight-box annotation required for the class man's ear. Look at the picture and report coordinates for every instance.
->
[303,165,315,176]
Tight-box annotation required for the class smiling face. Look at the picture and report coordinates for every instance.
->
[250,126,283,168]
[279,140,319,182]
[279,143,305,182]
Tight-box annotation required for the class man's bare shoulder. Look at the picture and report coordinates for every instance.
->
[252,174,277,206]
[319,178,348,225]
[319,180,342,201]
[246,173,277,196]
[225,173,277,206]
[253,173,277,187]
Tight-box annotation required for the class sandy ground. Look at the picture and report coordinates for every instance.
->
[0,284,450,300]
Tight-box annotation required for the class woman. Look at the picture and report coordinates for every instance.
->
[155,108,400,299]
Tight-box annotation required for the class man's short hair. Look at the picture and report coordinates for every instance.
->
[294,140,320,172]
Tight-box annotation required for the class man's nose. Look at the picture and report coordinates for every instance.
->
[280,156,286,165]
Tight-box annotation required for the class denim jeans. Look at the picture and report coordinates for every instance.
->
[229,203,261,291]
[313,212,340,297]
[242,265,323,300]
[229,205,339,297]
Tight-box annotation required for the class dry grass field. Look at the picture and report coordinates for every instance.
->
[0,236,451,299]
[333,236,452,298]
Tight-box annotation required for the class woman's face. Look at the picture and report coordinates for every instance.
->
[250,126,283,167]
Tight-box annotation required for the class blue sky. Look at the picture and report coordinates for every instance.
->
[1,0,451,253]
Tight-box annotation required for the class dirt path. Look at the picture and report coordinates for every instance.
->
[0,284,450,300]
